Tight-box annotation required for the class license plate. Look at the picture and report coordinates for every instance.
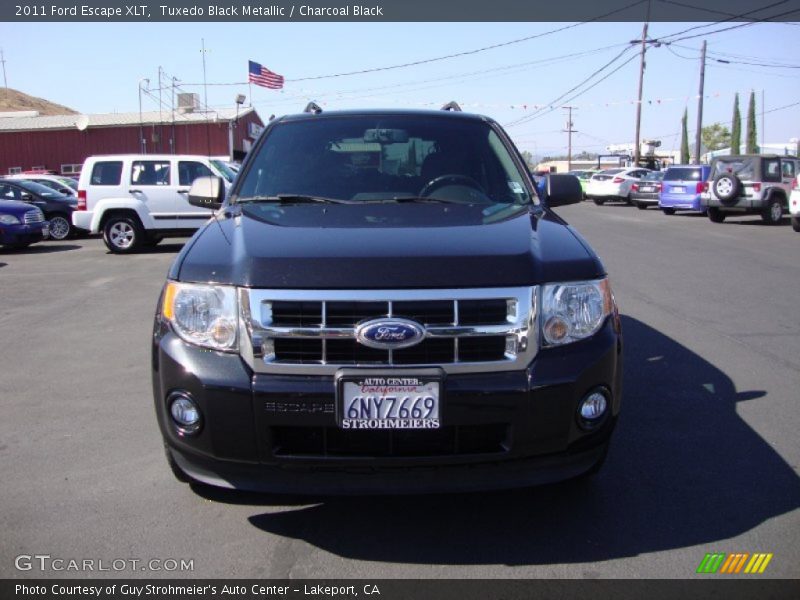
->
[640,186,655,193]
[338,375,440,429]
[673,186,686,194]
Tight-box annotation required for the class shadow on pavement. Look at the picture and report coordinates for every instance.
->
[0,243,82,254]
[198,315,800,565]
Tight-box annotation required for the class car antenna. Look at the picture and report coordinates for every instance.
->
[304,101,323,115]
[441,101,462,112]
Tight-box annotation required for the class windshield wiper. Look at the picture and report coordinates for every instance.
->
[366,196,462,204]
[236,194,354,205]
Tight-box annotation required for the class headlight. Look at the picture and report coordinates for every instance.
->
[541,278,614,346]
[0,214,20,225]
[161,282,238,351]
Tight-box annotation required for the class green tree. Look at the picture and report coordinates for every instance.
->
[746,91,759,154]
[701,123,731,153]
[680,108,690,164]
[730,93,741,155]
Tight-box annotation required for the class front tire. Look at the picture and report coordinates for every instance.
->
[47,214,72,241]
[103,215,143,253]
[707,207,726,223]
[792,215,800,232]
[761,196,784,225]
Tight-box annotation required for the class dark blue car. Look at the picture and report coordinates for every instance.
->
[659,164,712,214]
[0,200,49,249]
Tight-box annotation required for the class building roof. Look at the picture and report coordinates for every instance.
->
[0,107,256,132]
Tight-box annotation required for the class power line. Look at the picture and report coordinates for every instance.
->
[656,0,793,41]
[505,49,640,128]
[656,0,800,26]
[286,0,648,82]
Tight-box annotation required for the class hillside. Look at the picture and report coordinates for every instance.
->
[0,88,77,115]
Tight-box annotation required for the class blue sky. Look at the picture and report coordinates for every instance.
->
[1,20,798,158]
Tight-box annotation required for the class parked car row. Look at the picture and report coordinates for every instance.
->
[577,154,799,230]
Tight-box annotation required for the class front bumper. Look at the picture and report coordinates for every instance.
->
[152,319,623,494]
[0,222,49,245]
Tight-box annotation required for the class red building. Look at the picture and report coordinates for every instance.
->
[0,106,264,176]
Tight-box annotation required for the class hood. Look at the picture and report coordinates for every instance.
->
[173,203,604,288]
[0,200,39,216]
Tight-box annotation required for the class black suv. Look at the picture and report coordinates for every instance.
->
[152,106,623,494]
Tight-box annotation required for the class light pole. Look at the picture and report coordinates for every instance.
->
[138,78,150,154]
[229,93,246,162]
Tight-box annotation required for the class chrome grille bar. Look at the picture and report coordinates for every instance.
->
[239,287,539,375]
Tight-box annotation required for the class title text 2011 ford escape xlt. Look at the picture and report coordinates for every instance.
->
[152,105,623,494]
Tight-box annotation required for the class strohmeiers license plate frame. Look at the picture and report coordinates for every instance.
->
[335,368,444,430]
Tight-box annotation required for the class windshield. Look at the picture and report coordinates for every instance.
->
[236,115,533,206]
[16,180,65,198]
[210,160,236,183]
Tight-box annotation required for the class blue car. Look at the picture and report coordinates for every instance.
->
[0,200,49,249]
[659,164,712,214]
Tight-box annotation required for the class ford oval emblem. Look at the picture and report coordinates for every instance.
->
[355,318,426,350]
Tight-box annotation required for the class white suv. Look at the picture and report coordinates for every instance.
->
[790,175,800,232]
[73,154,234,253]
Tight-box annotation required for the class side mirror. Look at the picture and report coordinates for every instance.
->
[545,174,582,207]
[188,176,224,210]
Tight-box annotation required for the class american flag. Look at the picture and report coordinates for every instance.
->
[248,60,284,89]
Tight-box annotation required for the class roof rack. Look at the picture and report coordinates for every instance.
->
[304,102,323,115]
[441,101,462,112]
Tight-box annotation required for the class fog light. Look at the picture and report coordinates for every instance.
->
[169,392,201,434]
[578,390,608,428]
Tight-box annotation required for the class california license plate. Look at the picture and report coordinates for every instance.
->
[640,186,655,193]
[673,186,686,193]
[338,375,441,429]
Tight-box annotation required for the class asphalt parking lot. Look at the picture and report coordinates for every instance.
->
[1,201,799,579]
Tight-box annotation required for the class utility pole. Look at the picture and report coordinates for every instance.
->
[694,40,707,164]
[562,106,577,171]
[0,48,8,102]
[761,89,765,152]
[158,66,163,153]
[201,38,211,157]
[633,20,649,167]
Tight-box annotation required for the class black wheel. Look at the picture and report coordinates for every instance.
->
[661,208,676,215]
[164,444,193,484]
[712,173,742,204]
[625,194,634,206]
[761,196,784,225]
[102,215,143,253]
[707,207,726,223]
[635,201,647,210]
[47,214,72,241]
[593,197,605,206]
[792,216,800,232]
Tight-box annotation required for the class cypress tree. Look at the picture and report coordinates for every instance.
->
[746,91,759,154]
[680,108,690,164]
[730,93,741,155]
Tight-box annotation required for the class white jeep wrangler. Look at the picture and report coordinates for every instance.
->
[700,154,798,225]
